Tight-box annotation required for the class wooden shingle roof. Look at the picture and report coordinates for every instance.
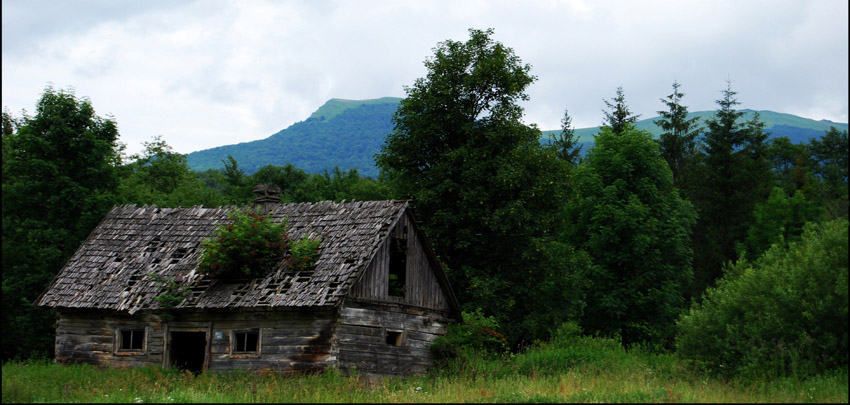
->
[36,200,411,314]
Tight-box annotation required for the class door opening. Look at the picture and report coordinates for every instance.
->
[169,331,206,374]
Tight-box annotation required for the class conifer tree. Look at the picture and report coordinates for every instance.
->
[654,81,701,187]
[551,108,582,165]
[602,86,641,134]
[687,82,772,298]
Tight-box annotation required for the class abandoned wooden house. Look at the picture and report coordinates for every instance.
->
[35,189,462,375]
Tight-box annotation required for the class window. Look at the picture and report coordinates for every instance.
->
[117,328,145,351]
[385,330,405,346]
[388,237,407,297]
[232,330,260,353]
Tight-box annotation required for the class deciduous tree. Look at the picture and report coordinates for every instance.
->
[564,125,696,348]
[2,86,122,360]
[376,28,584,345]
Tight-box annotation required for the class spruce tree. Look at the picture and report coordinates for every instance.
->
[551,108,582,165]
[687,82,772,298]
[654,81,701,187]
[602,86,640,134]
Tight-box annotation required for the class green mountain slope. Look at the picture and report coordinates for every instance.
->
[541,110,848,145]
[308,97,402,121]
[187,99,847,176]
[187,98,402,177]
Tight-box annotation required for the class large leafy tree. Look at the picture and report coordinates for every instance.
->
[654,81,701,187]
[376,28,584,345]
[602,86,640,135]
[686,82,772,298]
[564,125,696,348]
[2,86,122,360]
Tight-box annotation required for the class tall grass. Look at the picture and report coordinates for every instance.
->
[3,340,847,403]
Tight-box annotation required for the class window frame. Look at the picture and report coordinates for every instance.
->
[384,329,406,347]
[114,327,147,355]
[230,329,261,357]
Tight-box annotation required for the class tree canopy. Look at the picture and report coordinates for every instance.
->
[2,86,122,360]
[377,28,584,345]
[564,125,696,347]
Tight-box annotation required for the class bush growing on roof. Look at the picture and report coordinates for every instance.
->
[198,208,323,278]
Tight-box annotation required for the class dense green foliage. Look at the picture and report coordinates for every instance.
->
[564,126,696,348]
[376,28,585,346]
[677,219,848,379]
[430,309,510,366]
[118,136,227,207]
[736,187,824,261]
[288,235,323,271]
[197,209,291,278]
[2,86,122,360]
[685,84,773,298]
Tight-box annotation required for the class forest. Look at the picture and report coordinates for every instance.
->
[2,28,847,385]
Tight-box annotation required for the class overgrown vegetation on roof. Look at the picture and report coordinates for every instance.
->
[197,208,291,279]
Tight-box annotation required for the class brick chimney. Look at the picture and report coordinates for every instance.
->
[252,184,282,212]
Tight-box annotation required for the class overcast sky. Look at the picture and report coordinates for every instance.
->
[2,0,848,157]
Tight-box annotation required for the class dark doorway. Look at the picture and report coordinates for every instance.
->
[170,331,206,374]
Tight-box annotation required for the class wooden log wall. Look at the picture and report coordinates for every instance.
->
[54,310,164,368]
[54,308,338,373]
[350,212,449,311]
[197,308,338,373]
[335,299,449,376]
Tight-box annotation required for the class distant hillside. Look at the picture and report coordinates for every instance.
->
[188,99,847,176]
[187,98,402,177]
[541,110,848,146]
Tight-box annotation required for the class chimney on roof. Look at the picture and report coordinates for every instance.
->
[252,184,282,212]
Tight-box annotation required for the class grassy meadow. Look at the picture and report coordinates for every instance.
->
[3,335,847,403]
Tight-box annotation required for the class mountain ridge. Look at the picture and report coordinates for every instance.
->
[187,98,848,177]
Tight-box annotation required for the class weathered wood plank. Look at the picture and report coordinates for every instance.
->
[337,344,432,360]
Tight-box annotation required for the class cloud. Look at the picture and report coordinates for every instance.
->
[2,0,847,156]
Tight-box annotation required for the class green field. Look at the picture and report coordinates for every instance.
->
[4,336,847,403]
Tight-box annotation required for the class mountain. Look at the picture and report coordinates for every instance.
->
[187,99,847,176]
[540,110,848,148]
[187,98,402,178]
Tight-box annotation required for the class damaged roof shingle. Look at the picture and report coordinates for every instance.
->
[36,200,408,314]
